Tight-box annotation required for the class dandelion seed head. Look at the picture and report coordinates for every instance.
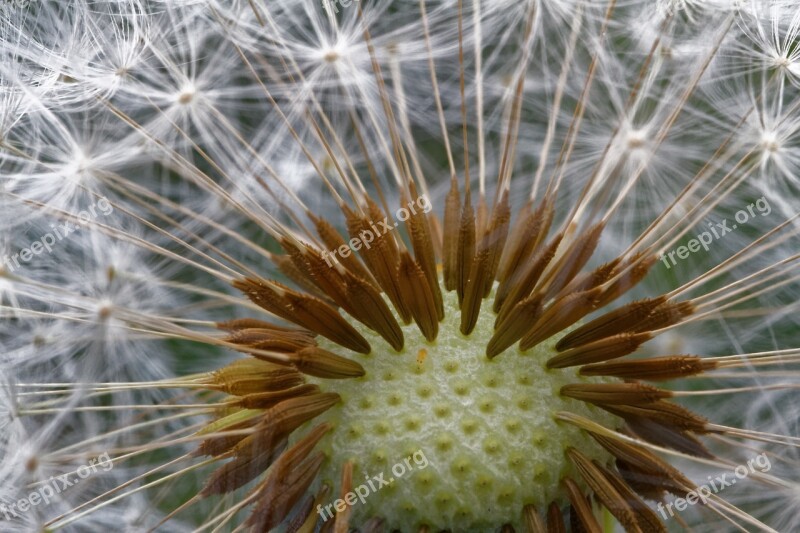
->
[64,148,96,184]
[320,42,348,63]
[760,130,781,154]
[1,0,799,530]
[0,382,19,439]
[625,128,648,150]
[176,85,196,106]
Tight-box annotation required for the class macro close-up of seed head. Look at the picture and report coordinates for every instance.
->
[1,1,800,532]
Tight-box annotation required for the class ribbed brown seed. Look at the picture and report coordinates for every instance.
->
[333,461,354,533]
[365,197,401,261]
[318,520,333,533]
[482,191,511,296]
[543,222,606,300]
[361,197,411,312]
[495,234,563,322]
[563,479,602,533]
[230,338,308,356]
[273,253,333,302]
[594,463,667,533]
[588,431,695,494]
[496,199,552,298]
[497,199,534,284]
[319,514,335,533]
[456,190,476,305]
[405,183,444,320]
[553,296,691,369]
[194,416,261,458]
[204,402,327,495]
[212,359,305,396]
[201,437,287,497]
[282,241,403,350]
[460,246,491,335]
[285,494,316,533]
[281,239,352,314]
[523,504,546,533]
[311,213,377,286]
[282,290,374,354]
[600,401,709,433]
[616,460,671,501]
[290,346,365,379]
[296,485,332,533]
[286,241,405,351]
[569,506,589,533]
[556,297,667,351]
[398,251,439,341]
[225,327,316,346]
[546,502,566,533]
[614,440,704,496]
[344,204,411,323]
[197,399,331,496]
[461,194,511,334]
[428,210,443,259]
[597,254,658,308]
[500,525,515,533]
[486,294,543,358]
[546,332,652,369]
[224,327,316,354]
[233,278,371,354]
[630,301,695,334]
[245,424,331,530]
[216,319,315,334]
[258,393,340,438]
[236,384,321,409]
[560,382,671,405]
[288,241,399,347]
[579,356,713,380]
[519,287,603,351]
[567,448,643,533]
[443,176,461,291]
[476,195,489,237]
[343,270,404,350]
[626,417,714,458]
[557,257,621,301]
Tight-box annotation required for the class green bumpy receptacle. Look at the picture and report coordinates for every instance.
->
[312,287,617,531]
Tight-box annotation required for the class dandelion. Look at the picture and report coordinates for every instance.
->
[1,0,799,531]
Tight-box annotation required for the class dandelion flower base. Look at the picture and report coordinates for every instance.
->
[313,288,617,530]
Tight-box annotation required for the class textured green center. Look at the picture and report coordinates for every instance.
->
[312,287,616,530]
